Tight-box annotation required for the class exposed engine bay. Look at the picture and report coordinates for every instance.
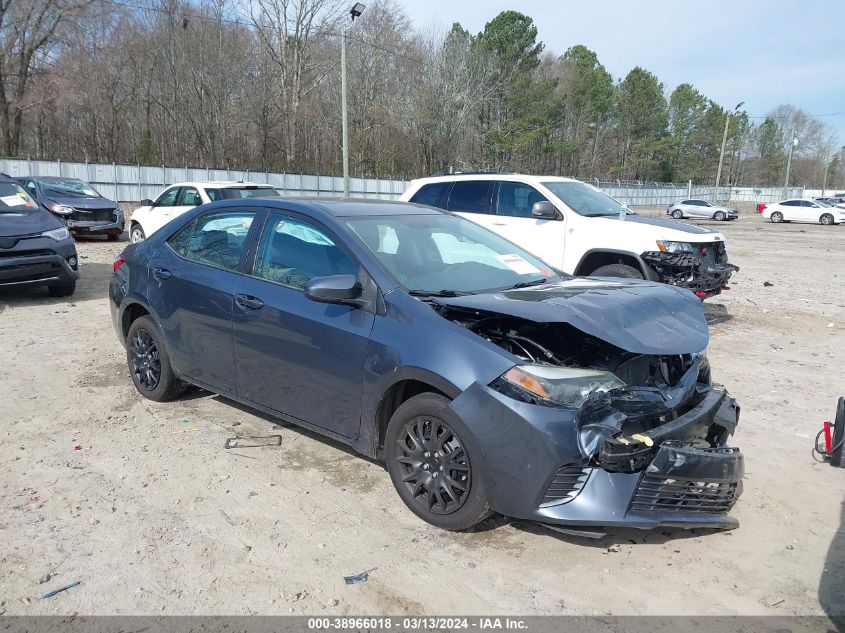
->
[436,303,739,475]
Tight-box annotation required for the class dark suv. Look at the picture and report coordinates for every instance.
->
[0,175,79,296]
[18,176,124,240]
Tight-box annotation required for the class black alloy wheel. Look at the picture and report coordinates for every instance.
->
[130,327,161,391]
[395,415,471,515]
[385,392,491,530]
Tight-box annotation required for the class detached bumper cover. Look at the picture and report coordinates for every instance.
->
[450,381,743,530]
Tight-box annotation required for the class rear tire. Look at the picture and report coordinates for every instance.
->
[130,223,146,243]
[672,209,683,219]
[714,211,726,221]
[590,263,644,279]
[770,211,784,223]
[820,213,834,225]
[126,315,185,402]
[48,282,76,297]
[385,392,491,531]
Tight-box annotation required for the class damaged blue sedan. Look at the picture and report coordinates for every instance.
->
[109,198,743,532]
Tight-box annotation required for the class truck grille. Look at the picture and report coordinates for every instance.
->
[540,466,591,507]
[692,241,728,267]
[630,472,741,514]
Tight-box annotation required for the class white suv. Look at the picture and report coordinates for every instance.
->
[400,174,737,298]
[129,181,279,243]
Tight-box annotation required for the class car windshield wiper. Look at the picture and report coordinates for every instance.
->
[504,277,551,290]
[409,289,472,298]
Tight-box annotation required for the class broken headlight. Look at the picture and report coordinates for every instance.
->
[656,240,693,253]
[491,365,626,409]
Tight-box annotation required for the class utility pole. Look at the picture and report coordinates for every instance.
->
[342,3,366,197]
[784,125,797,189]
[714,101,744,203]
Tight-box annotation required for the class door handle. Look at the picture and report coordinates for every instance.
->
[153,268,172,280]
[235,294,264,310]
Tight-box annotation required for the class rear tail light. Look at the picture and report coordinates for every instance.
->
[756,203,766,213]
[113,254,126,272]
[694,291,708,299]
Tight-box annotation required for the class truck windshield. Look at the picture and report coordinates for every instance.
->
[541,181,628,217]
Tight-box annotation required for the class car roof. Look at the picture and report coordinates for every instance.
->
[410,173,580,185]
[168,181,275,188]
[287,198,443,217]
[23,176,84,182]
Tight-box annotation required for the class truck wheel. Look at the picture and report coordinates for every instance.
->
[672,209,683,219]
[130,224,146,243]
[48,282,76,297]
[590,263,644,279]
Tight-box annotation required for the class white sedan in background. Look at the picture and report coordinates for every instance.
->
[761,198,845,225]
[129,181,279,242]
[666,199,738,221]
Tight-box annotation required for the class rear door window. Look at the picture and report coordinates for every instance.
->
[183,211,256,271]
[446,181,494,214]
[410,182,451,209]
[176,187,201,206]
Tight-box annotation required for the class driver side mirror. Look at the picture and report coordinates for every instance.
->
[531,200,561,220]
[140,199,154,207]
[305,274,363,306]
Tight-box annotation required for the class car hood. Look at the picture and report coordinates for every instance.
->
[0,208,62,237]
[44,195,117,210]
[598,214,724,242]
[434,277,708,355]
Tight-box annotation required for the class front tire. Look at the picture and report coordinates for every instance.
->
[130,223,146,243]
[590,263,644,279]
[820,213,834,225]
[385,393,491,531]
[672,209,683,219]
[771,211,784,223]
[126,315,185,402]
[714,211,726,221]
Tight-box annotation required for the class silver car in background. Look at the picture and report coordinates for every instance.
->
[667,199,738,221]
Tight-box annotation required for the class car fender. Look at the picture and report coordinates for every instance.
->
[573,248,657,280]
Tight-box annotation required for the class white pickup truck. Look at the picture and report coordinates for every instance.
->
[400,173,737,299]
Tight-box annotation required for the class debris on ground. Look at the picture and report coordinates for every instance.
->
[219,509,236,527]
[40,581,80,599]
[604,544,621,554]
[37,574,51,585]
[344,568,376,585]
[761,595,785,608]
[172,428,200,434]
[224,435,282,450]
[73,445,82,451]
[763,281,774,287]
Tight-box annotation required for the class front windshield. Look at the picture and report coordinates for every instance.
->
[815,199,832,207]
[0,182,38,212]
[347,213,563,295]
[40,179,100,198]
[541,181,628,217]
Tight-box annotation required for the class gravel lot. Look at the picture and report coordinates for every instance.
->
[0,209,843,617]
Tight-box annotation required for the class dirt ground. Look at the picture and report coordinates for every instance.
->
[0,208,843,617]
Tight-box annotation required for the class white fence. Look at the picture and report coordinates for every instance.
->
[0,158,804,206]
[0,158,409,202]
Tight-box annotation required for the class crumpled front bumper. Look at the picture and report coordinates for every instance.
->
[641,250,738,298]
[449,381,743,530]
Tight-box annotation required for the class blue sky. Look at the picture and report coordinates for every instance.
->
[400,0,845,146]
